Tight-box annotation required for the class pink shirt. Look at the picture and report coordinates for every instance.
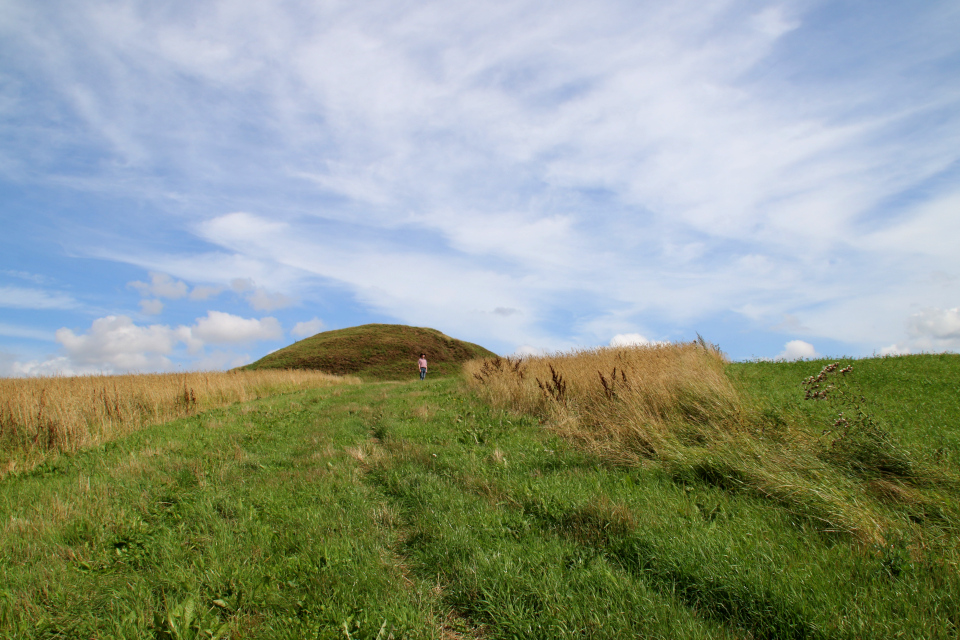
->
[418,357,427,369]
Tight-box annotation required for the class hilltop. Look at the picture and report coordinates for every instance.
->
[242,323,497,381]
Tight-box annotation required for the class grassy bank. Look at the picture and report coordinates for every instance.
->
[2,354,958,637]
[728,353,960,467]
[467,346,960,545]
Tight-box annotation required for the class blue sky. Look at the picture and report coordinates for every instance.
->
[2,0,959,375]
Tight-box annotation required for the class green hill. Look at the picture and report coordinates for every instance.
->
[242,323,497,381]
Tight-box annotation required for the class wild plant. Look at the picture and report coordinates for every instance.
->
[536,365,567,406]
[804,362,914,478]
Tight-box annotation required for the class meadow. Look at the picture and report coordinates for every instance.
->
[1,348,958,638]
[0,370,355,478]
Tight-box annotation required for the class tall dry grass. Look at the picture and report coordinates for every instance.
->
[465,342,933,544]
[468,341,745,460]
[0,370,357,472]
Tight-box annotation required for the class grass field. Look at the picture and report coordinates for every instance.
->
[0,370,354,479]
[1,352,958,638]
[728,354,960,468]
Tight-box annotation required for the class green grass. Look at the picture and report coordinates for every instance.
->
[1,385,443,638]
[728,354,960,467]
[2,355,959,638]
[242,324,497,381]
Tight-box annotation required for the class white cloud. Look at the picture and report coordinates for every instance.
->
[189,285,223,301]
[292,317,324,338]
[512,345,545,358]
[130,273,225,303]
[129,272,189,299]
[192,311,283,344]
[230,278,256,293]
[769,314,810,333]
[775,340,818,361]
[609,333,652,347]
[56,315,182,371]
[0,286,77,310]
[126,264,293,311]
[2,270,50,285]
[7,356,96,377]
[229,277,295,312]
[879,344,911,357]
[906,307,960,351]
[750,6,799,39]
[0,312,286,375]
[908,307,960,340]
[247,287,295,311]
[139,299,164,315]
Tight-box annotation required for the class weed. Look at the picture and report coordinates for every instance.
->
[804,362,914,478]
[155,595,230,640]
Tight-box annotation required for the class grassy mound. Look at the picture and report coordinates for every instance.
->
[243,323,497,381]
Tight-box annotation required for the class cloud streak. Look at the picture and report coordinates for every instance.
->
[0,286,78,310]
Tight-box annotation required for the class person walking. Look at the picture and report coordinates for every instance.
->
[417,353,428,381]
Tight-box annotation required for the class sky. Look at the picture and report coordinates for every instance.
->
[1,0,959,376]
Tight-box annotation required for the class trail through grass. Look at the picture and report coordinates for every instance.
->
[2,366,958,638]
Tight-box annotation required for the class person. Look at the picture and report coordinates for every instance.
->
[417,353,428,381]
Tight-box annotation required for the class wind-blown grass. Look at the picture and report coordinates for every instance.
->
[0,370,356,476]
[464,344,959,546]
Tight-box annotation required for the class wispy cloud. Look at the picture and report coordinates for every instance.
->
[0,323,56,342]
[129,273,189,299]
[0,286,78,310]
[291,317,324,338]
[1,0,958,366]
[1,270,51,285]
[139,299,164,315]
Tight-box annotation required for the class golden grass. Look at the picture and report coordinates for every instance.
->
[466,342,746,456]
[0,369,358,472]
[465,343,938,544]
